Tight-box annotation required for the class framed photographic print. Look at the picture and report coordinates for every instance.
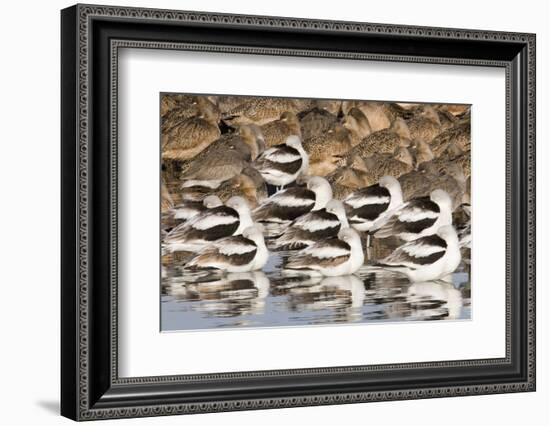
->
[61,4,536,421]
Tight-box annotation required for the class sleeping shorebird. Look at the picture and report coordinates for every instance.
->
[161,96,220,132]
[252,176,332,236]
[410,162,466,211]
[283,228,364,276]
[298,107,339,140]
[303,125,352,176]
[179,125,264,188]
[272,199,349,251]
[344,176,404,247]
[375,225,461,282]
[341,101,392,132]
[326,167,365,200]
[222,97,300,126]
[170,195,223,222]
[410,139,435,167]
[161,105,221,161]
[162,195,223,237]
[342,107,372,146]
[210,95,255,115]
[253,135,309,191]
[374,189,453,242]
[341,117,411,161]
[164,196,252,253]
[343,147,414,187]
[430,118,471,157]
[180,169,266,209]
[184,225,268,272]
[260,111,302,147]
[405,105,442,145]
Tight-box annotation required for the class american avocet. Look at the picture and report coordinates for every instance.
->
[253,135,308,190]
[376,225,461,282]
[252,176,332,236]
[164,196,252,253]
[185,225,268,272]
[171,195,223,222]
[374,189,453,242]
[284,228,364,276]
[272,199,349,250]
[344,175,404,246]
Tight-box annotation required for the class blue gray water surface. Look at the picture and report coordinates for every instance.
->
[161,244,471,332]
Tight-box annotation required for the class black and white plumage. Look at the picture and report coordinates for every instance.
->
[252,176,332,235]
[184,225,268,272]
[171,195,223,222]
[253,135,309,189]
[284,228,364,276]
[162,195,223,237]
[344,175,404,235]
[164,196,253,253]
[376,225,461,282]
[374,189,453,242]
[272,199,349,250]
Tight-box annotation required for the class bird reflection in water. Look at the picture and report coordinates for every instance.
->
[161,251,470,331]
[163,271,269,322]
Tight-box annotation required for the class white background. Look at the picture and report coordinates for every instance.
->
[0,0,547,425]
[119,49,505,377]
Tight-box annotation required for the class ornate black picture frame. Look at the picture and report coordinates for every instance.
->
[61,4,536,421]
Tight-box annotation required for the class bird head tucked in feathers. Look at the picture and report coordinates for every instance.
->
[238,124,266,160]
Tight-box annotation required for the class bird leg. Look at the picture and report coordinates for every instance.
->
[364,233,373,260]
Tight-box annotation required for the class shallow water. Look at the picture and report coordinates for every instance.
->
[161,247,471,332]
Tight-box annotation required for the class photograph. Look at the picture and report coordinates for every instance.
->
[160,94,472,331]
[57,3,536,420]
